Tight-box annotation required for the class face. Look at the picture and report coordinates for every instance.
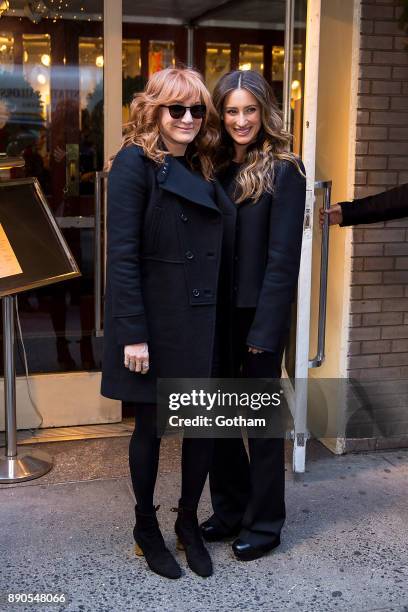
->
[158,96,203,152]
[222,88,261,147]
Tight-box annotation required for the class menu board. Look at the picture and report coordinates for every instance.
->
[0,178,80,297]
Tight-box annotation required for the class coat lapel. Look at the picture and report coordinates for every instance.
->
[156,155,220,212]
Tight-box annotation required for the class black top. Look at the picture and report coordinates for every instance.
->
[340,183,408,226]
[218,158,306,351]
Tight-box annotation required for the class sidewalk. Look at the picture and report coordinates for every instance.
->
[0,434,407,612]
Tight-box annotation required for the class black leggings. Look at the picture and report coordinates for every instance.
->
[128,402,214,513]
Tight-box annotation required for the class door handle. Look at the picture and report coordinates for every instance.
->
[94,170,108,337]
[308,180,332,368]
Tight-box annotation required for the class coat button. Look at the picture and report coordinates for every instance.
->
[180,213,188,222]
[185,251,194,260]
[192,289,200,297]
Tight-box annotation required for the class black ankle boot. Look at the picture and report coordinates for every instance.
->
[133,506,181,579]
[174,502,213,577]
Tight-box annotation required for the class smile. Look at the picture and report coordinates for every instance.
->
[234,127,252,136]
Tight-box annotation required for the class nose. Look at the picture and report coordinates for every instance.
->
[236,112,247,126]
[181,109,193,123]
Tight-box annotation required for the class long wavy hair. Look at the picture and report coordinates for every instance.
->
[213,70,303,203]
[112,67,219,180]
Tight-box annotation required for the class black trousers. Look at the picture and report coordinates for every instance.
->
[209,308,286,546]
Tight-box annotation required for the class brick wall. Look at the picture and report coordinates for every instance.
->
[348,0,408,380]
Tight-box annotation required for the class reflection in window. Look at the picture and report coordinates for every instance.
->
[272,46,284,82]
[0,34,14,140]
[239,44,263,74]
[205,43,231,93]
[79,38,104,195]
[79,37,104,125]
[23,34,51,124]
[0,34,14,72]
[149,41,174,76]
[122,39,145,123]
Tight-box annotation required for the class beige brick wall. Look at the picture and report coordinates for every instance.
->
[349,0,408,380]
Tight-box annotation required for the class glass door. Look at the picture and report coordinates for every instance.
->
[0,4,104,376]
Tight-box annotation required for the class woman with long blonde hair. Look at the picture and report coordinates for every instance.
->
[101,67,235,579]
[200,70,306,561]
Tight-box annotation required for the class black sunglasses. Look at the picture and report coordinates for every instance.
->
[161,104,206,119]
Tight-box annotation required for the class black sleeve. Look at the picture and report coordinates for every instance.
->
[340,183,408,226]
[106,146,149,345]
[247,159,306,352]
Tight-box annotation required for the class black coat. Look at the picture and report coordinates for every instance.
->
[220,159,306,352]
[101,145,236,403]
[340,183,408,226]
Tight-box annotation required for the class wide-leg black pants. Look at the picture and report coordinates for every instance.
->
[209,308,286,546]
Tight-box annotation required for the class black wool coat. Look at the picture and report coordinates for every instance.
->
[221,159,306,353]
[100,145,236,403]
[340,182,408,226]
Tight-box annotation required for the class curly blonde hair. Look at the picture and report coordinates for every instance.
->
[213,70,304,203]
[112,67,220,180]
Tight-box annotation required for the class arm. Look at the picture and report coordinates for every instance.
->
[107,147,149,345]
[339,183,408,226]
[247,160,306,352]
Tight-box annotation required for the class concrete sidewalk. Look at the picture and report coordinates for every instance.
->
[0,435,407,612]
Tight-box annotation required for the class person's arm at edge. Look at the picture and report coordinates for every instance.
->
[339,182,408,226]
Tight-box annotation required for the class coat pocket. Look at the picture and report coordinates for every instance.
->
[146,205,163,254]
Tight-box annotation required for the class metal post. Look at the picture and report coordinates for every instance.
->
[3,296,16,458]
[187,26,194,67]
[283,0,295,133]
[0,295,52,483]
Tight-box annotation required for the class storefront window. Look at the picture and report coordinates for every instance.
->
[205,43,231,93]
[148,40,175,76]
[0,4,104,375]
[239,44,263,74]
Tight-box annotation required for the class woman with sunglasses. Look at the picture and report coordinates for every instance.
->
[200,70,306,561]
[101,67,235,579]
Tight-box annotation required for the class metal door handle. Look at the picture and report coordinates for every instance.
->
[94,170,108,337]
[309,180,332,368]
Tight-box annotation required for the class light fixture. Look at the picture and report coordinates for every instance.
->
[95,55,104,68]
[0,44,7,52]
[291,80,300,90]
[24,1,50,24]
[41,53,50,66]
[37,73,47,84]
[0,0,9,18]
[239,63,251,71]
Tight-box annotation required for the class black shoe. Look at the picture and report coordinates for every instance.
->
[232,535,281,561]
[133,506,181,579]
[174,502,213,577]
[200,515,241,542]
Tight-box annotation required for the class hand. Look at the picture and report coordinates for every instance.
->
[248,346,264,354]
[53,145,66,163]
[319,204,343,228]
[124,343,149,374]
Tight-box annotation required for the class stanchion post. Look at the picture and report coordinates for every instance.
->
[0,294,53,483]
